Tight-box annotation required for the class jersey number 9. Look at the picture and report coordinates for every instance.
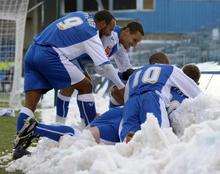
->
[57,17,83,30]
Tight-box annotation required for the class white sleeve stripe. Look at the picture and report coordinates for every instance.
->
[170,66,202,98]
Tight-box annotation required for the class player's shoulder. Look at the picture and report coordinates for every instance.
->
[66,11,88,19]
[114,25,121,35]
[141,63,172,69]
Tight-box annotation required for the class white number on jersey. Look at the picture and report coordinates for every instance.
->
[142,67,161,84]
[57,17,83,30]
[132,67,161,88]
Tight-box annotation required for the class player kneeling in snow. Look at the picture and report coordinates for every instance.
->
[119,62,202,143]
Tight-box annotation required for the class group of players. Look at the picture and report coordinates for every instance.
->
[12,10,202,159]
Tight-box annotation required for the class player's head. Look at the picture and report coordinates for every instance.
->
[94,10,116,36]
[182,64,201,85]
[120,21,144,50]
[149,52,170,64]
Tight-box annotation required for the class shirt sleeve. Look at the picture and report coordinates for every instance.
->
[124,80,130,103]
[84,33,109,66]
[111,44,132,73]
[170,66,202,98]
[95,63,125,89]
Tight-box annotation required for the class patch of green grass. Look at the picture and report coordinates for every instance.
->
[0,94,10,108]
[0,168,23,174]
[0,111,41,174]
[0,117,17,153]
[0,116,22,174]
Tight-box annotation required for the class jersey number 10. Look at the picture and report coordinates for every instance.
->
[132,67,161,88]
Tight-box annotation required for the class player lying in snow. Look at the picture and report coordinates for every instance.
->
[12,63,201,160]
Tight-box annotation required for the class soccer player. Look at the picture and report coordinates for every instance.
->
[109,52,170,108]
[13,106,124,159]
[120,63,202,142]
[101,21,143,79]
[56,21,144,124]
[15,10,127,155]
[168,64,201,135]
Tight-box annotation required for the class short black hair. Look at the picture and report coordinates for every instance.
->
[182,64,201,84]
[123,21,144,36]
[94,10,115,25]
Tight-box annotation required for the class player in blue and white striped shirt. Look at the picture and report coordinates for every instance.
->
[56,21,144,125]
[14,10,128,156]
[120,63,202,142]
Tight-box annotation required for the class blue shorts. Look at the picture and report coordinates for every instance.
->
[90,107,123,143]
[24,43,85,92]
[120,91,168,141]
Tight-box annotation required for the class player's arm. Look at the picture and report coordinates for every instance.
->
[170,66,202,98]
[120,68,135,81]
[85,34,125,89]
[124,80,130,103]
[110,85,124,105]
[111,44,132,73]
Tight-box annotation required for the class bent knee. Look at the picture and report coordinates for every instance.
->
[74,78,93,94]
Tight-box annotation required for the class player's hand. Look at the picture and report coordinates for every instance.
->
[110,86,124,105]
[125,132,134,143]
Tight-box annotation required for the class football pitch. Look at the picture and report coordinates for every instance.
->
[0,116,22,174]
[0,112,40,174]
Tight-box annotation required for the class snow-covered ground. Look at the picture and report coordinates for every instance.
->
[1,62,220,174]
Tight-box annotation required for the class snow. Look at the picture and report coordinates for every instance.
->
[1,62,220,174]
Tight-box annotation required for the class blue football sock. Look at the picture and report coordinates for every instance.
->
[35,123,75,142]
[56,93,71,123]
[16,107,34,132]
[77,94,96,126]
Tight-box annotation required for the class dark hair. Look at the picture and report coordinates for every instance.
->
[94,10,115,25]
[182,64,201,84]
[149,52,170,64]
[123,21,144,36]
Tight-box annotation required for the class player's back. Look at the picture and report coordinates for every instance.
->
[128,64,174,98]
[34,11,97,48]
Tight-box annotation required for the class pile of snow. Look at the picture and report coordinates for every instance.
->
[197,62,220,96]
[4,93,220,174]
[197,62,220,72]
[1,61,220,173]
